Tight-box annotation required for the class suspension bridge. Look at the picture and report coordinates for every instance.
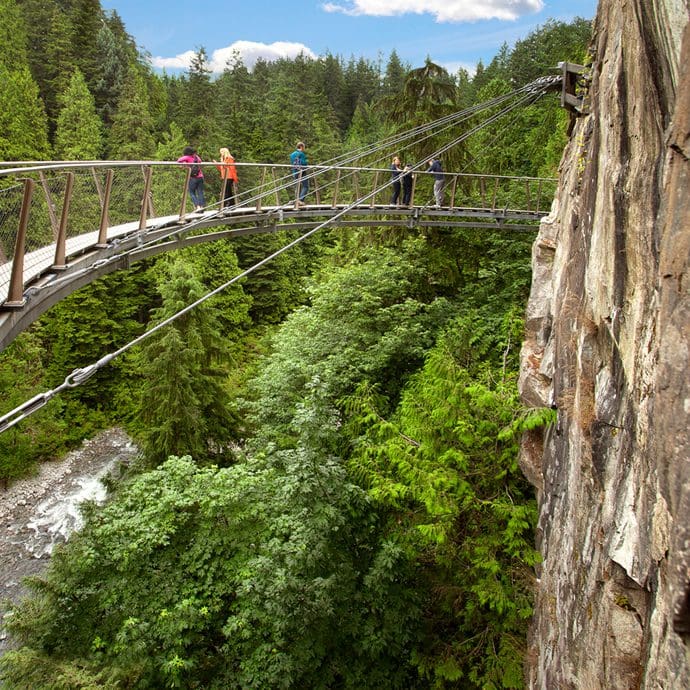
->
[0,69,584,432]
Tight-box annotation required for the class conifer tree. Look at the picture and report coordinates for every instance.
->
[317,52,347,131]
[177,47,214,144]
[108,67,156,159]
[213,54,256,156]
[134,258,236,466]
[0,0,28,69]
[43,6,78,133]
[92,22,128,124]
[54,69,103,159]
[381,49,408,98]
[68,0,104,93]
[0,64,50,160]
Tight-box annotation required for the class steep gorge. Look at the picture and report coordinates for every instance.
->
[519,0,690,687]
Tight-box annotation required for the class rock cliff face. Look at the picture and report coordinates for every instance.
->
[518,1,690,688]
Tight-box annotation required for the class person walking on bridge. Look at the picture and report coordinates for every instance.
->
[427,157,444,208]
[290,141,309,206]
[178,146,205,212]
[401,164,414,207]
[390,155,402,206]
[216,147,239,207]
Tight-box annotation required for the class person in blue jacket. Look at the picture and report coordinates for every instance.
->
[290,141,309,205]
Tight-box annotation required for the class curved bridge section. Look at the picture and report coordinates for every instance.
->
[0,161,555,352]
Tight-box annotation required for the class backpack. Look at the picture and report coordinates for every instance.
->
[190,155,201,177]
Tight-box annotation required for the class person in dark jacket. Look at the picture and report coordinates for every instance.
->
[401,164,414,207]
[427,157,444,207]
[390,155,402,206]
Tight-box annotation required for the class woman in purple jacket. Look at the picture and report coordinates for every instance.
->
[177,146,205,212]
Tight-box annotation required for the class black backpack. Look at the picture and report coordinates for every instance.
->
[190,155,201,177]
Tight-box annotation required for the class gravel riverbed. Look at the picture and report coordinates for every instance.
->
[0,428,138,656]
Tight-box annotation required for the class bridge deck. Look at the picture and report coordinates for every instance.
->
[0,202,546,305]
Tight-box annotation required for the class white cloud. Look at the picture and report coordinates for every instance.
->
[151,41,317,73]
[322,0,544,22]
[440,60,478,77]
[152,50,197,71]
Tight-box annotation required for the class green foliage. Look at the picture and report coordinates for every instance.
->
[246,245,457,441]
[0,330,67,486]
[107,67,156,159]
[133,258,237,466]
[170,241,252,342]
[0,0,28,70]
[1,432,419,688]
[0,64,50,160]
[54,69,103,159]
[346,317,544,687]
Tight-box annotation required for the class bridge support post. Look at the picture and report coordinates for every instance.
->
[139,165,152,231]
[257,168,266,212]
[293,169,302,209]
[536,179,543,213]
[270,167,281,206]
[220,178,228,209]
[179,168,191,220]
[370,172,379,208]
[4,179,34,309]
[332,170,340,209]
[96,169,113,246]
[52,171,74,270]
[491,178,499,210]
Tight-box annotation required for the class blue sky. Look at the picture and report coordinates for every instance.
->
[101,0,598,76]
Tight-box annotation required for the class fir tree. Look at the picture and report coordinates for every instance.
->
[0,0,28,69]
[134,258,236,466]
[177,47,214,144]
[381,49,408,98]
[92,22,128,124]
[54,69,103,159]
[0,64,50,160]
[68,0,104,93]
[107,67,156,159]
[43,5,78,133]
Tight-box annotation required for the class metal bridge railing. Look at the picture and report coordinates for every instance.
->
[0,161,556,307]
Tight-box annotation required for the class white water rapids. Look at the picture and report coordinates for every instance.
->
[0,428,138,654]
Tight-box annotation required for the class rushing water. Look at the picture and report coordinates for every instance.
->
[24,458,120,558]
[0,428,138,655]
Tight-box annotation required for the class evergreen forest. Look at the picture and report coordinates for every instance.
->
[0,0,592,686]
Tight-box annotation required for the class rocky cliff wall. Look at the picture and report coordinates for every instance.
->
[518,1,690,688]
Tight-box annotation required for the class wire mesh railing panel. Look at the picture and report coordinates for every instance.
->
[0,182,26,266]
[66,171,105,236]
[107,167,148,227]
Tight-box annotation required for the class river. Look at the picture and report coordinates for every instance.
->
[0,428,138,656]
